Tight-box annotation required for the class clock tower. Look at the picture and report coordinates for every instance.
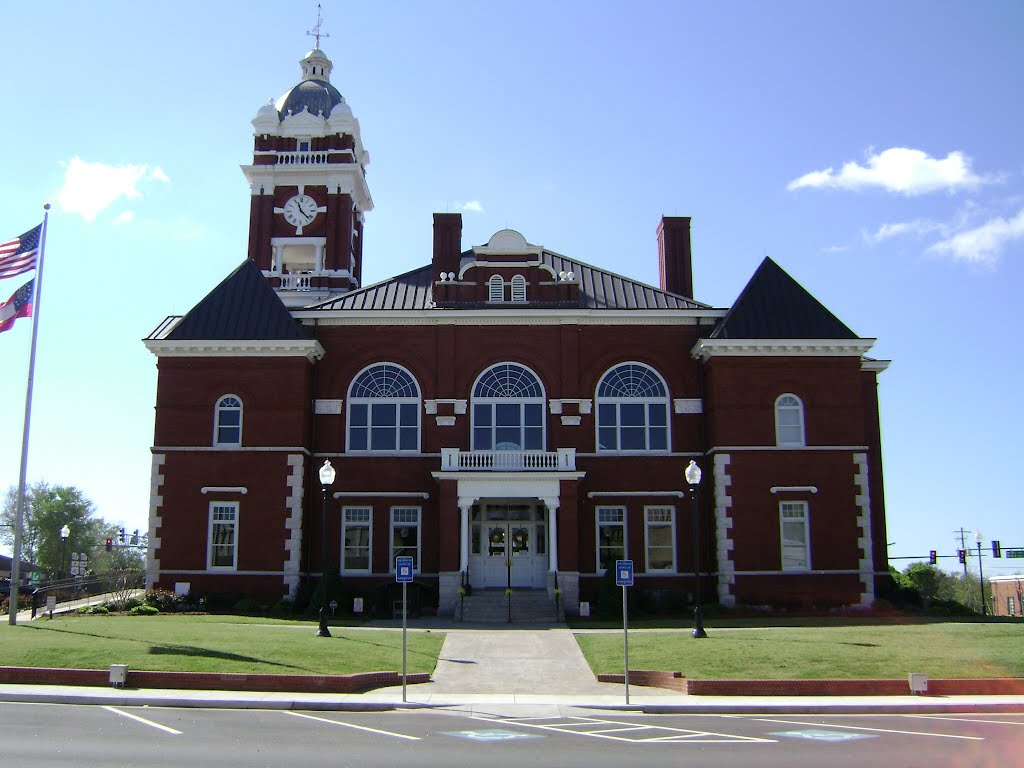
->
[242,47,372,306]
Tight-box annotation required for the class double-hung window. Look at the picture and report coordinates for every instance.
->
[644,506,676,572]
[214,395,242,447]
[208,502,238,570]
[596,507,626,573]
[347,363,421,452]
[596,363,670,451]
[780,501,810,570]
[775,394,805,447]
[390,507,421,572]
[342,507,372,573]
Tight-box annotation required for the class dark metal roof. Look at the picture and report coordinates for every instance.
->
[308,251,709,312]
[163,260,312,341]
[709,257,857,340]
[275,79,345,120]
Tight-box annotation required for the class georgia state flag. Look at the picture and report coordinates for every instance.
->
[0,279,34,334]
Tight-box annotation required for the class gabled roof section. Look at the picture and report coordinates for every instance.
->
[710,257,857,340]
[165,259,311,341]
[306,252,710,312]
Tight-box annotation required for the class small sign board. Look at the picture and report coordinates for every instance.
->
[615,559,634,587]
[395,556,414,583]
[1007,549,1024,559]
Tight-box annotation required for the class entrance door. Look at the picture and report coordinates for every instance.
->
[483,523,534,588]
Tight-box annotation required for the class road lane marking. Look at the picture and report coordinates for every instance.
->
[907,715,1024,727]
[284,711,420,740]
[747,717,984,740]
[475,715,775,744]
[101,706,182,735]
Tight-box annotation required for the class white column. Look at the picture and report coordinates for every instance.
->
[315,243,326,272]
[458,499,472,573]
[545,500,559,572]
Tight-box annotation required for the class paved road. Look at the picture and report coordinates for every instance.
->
[4,702,1021,767]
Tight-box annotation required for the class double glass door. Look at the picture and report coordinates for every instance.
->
[470,502,547,588]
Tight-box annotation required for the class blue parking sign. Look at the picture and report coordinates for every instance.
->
[615,559,633,587]
[395,556,414,583]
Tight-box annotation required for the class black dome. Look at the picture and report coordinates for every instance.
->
[275,79,345,120]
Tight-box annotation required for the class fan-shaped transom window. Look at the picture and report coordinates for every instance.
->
[347,363,421,452]
[596,363,670,452]
[472,363,545,451]
[214,395,243,447]
[775,393,805,447]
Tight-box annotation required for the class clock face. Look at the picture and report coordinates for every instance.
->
[282,194,319,227]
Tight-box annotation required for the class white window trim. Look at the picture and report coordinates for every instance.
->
[775,393,806,447]
[213,394,243,447]
[510,274,527,303]
[207,501,239,570]
[341,506,372,574]
[779,500,811,571]
[595,362,672,454]
[595,506,627,574]
[346,362,422,454]
[644,505,676,573]
[390,506,422,574]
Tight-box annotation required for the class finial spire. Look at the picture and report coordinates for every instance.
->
[307,3,329,49]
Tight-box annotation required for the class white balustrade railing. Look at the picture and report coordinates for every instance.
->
[276,151,330,165]
[279,274,312,291]
[440,448,576,472]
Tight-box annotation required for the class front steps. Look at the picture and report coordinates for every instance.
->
[455,588,564,623]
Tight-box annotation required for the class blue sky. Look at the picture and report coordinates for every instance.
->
[1,1,1022,576]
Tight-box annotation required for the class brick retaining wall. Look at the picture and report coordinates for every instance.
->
[0,666,429,693]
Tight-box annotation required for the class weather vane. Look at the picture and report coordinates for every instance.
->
[307,3,330,49]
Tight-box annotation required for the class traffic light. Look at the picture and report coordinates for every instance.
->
[105,538,113,552]
[929,550,937,565]
[958,549,966,564]
[118,528,125,544]
[992,540,1002,558]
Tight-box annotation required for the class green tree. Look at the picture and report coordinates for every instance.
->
[902,562,949,605]
[1,482,107,578]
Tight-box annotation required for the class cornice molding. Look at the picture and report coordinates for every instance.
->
[144,339,325,362]
[691,338,876,360]
[295,309,726,327]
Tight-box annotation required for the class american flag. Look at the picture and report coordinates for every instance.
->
[0,279,34,334]
[0,224,42,280]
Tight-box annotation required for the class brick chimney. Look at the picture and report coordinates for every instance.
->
[432,213,463,281]
[657,216,693,298]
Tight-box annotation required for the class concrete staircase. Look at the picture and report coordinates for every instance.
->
[456,588,564,623]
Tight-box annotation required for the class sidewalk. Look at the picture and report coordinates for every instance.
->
[2,619,1023,714]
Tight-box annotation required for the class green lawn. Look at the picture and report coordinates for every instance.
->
[575,622,1024,679]
[0,615,444,676]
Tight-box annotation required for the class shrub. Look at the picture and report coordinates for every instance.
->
[145,588,197,613]
[130,605,159,616]
[232,597,267,614]
[270,598,297,616]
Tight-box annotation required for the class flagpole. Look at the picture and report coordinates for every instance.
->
[9,204,49,626]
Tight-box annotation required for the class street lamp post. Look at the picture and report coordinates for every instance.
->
[316,460,337,637]
[685,460,707,638]
[975,531,987,617]
[59,524,70,581]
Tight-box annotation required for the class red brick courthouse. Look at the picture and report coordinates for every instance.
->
[144,46,890,618]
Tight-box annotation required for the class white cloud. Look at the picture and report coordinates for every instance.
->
[113,210,135,225]
[457,200,484,213]
[926,208,1024,265]
[55,157,167,221]
[868,218,945,243]
[788,147,991,196]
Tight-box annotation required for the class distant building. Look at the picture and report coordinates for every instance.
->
[990,575,1024,617]
[143,46,891,618]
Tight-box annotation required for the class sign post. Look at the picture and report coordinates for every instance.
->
[615,559,634,705]
[395,556,414,703]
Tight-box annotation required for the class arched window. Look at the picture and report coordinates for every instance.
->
[596,363,670,451]
[347,363,421,452]
[488,275,505,302]
[214,395,242,447]
[472,363,545,451]
[510,274,527,303]
[775,394,805,447]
